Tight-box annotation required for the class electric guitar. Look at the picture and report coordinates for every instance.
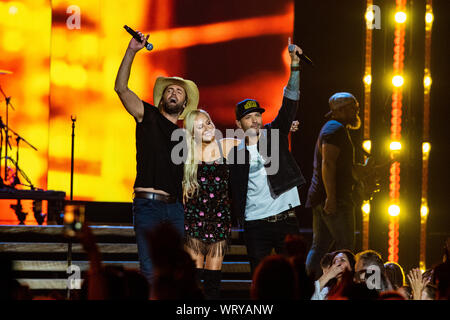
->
[352,157,392,202]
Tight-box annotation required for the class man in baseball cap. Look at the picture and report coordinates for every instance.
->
[325,92,361,129]
[305,92,361,279]
[228,43,306,275]
[235,99,266,120]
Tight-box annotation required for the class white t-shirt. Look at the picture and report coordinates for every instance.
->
[244,144,300,221]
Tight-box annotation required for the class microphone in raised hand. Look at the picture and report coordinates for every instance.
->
[124,25,153,51]
[288,37,314,67]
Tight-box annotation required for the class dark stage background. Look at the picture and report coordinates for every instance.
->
[293,0,449,272]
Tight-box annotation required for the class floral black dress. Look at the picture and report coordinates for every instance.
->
[184,151,232,257]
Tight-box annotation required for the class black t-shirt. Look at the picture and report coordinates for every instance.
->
[305,120,355,208]
[133,101,186,201]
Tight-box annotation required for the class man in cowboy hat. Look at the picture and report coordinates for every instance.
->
[114,30,198,284]
[305,92,360,280]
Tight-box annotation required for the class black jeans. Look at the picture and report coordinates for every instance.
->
[305,199,355,280]
[244,216,300,274]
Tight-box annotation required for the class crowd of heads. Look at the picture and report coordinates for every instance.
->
[1,228,449,300]
[250,236,450,300]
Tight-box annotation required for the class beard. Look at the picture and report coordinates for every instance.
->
[240,121,262,137]
[162,99,185,115]
[347,114,361,130]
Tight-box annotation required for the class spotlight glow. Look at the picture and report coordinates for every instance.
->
[395,12,407,23]
[390,141,402,151]
[422,142,431,154]
[363,140,372,154]
[364,74,372,85]
[362,202,371,214]
[389,205,400,217]
[392,75,404,87]
[420,205,429,218]
[424,76,432,88]
[365,10,375,22]
[425,12,434,24]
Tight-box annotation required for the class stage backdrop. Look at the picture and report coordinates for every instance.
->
[0,0,294,224]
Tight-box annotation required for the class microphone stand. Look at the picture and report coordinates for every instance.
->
[13,133,37,189]
[70,115,76,202]
[67,115,76,300]
[0,86,14,182]
[2,122,38,189]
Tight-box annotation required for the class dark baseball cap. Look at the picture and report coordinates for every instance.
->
[235,99,265,120]
[325,92,358,118]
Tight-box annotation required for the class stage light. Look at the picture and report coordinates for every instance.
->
[390,141,402,151]
[363,140,372,154]
[388,204,400,217]
[420,205,429,218]
[424,76,432,88]
[395,12,407,23]
[420,263,426,274]
[365,10,375,22]
[422,142,431,154]
[362,202,371,214]
[421,1,434,273]
[392,75,404,87]
[364,74,372,85]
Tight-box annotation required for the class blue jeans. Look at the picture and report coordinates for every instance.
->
[244,216,299,275]
[305,200,355,280]
[132,198,184,284]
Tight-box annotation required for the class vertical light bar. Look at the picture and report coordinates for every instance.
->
[420,0,433,272]
[388,0,407,263]
[362,0,374,250]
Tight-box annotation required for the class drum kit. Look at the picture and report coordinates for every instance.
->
[0,69,37,190]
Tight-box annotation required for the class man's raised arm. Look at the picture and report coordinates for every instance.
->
[271,42,302,133]
[285,43,302,101]
[114,31,149,123]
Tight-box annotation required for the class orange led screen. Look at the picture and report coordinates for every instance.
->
[0,0,293,224]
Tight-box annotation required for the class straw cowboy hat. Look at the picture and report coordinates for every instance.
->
[153,76,199,120]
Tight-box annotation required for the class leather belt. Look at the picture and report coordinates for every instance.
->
[133,191,177,204]
[261,209,296,223]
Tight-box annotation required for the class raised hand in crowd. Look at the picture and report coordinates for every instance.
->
[407,268,430,300]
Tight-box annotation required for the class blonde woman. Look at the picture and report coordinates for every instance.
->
[182,109,237,300]
[183,110,300,299]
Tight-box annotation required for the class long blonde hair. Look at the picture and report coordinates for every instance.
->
[182,109,211,203]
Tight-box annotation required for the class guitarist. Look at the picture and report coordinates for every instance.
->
[305,92,361,280]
